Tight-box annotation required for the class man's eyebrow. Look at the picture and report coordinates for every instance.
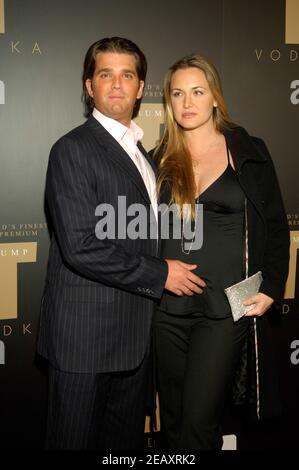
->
[96,67,137,74]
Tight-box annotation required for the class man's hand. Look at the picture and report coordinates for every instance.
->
[243,292,274,317]
[164,259,206,296]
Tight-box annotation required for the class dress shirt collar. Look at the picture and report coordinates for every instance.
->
[92,108,143,146]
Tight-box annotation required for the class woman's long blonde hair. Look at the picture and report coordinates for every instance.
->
[155,54,235,219]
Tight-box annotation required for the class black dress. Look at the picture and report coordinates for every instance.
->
[157,145,245,318]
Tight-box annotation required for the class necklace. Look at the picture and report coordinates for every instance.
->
[181,198,200,255]
[192,167,201,177]
[190,136,222,172]
[191,159,201,176]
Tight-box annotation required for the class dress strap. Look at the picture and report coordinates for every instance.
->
[225,138,230,165]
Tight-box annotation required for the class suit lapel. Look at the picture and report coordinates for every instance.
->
[225,127,266,224]
[86,116,152,204]
[137,141,157,177]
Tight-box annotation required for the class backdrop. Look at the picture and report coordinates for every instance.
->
[0,0,298,450]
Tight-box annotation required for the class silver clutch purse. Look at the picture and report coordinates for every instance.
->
[224,271,263,322]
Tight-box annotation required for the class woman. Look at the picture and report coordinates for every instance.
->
[154,54,289,450]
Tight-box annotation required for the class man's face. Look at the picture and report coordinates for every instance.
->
[85,52,144,127]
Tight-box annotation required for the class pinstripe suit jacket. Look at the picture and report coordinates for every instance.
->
[37,116,168,373]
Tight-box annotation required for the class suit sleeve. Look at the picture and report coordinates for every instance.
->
[46,135,168,299]
[256,139,290,302]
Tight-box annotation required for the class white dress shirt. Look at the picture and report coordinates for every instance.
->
[92,108,158,223]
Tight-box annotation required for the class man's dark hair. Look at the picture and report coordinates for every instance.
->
[82,36,147,118]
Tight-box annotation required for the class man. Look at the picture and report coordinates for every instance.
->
[37,37,204,450]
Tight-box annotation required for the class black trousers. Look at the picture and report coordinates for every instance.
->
[155,310,249,450]
[46,353,150,450]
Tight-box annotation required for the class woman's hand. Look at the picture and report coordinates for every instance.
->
[243,292,274,317]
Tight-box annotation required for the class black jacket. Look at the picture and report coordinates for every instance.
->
[226,126,289,303]
[225,126,289,420]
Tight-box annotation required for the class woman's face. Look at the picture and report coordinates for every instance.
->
[170,67,217,131]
